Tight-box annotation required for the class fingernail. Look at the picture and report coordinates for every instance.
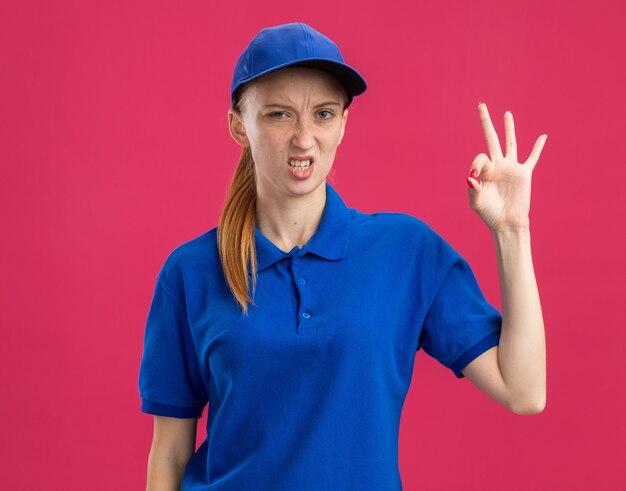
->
[470,169,479,179]
[466,177,474,188]
[478,101,485,106]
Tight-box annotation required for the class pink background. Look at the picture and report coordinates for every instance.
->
[2,0,624,489]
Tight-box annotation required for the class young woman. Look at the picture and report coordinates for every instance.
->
[138,22,547,491]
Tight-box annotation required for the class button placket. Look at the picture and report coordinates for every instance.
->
[291,253,314,333]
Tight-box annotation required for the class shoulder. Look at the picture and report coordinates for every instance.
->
[348,208,436,247]
[346,207,463,272]
[157,226,222,291]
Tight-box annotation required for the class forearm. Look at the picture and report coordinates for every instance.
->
[146,451,190,491]
[492,227,546,413]
[146,415,197,490]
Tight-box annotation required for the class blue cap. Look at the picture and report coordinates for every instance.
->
[231,22,367,107]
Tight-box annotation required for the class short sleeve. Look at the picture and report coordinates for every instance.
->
[419,228,502,379]
[137,270,208,418]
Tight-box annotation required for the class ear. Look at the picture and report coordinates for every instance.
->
[337,108,349,147]
[228,108,250,147]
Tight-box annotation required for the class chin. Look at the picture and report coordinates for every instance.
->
[283,177,327,197]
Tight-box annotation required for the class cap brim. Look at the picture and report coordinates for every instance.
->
[234,58,367,103]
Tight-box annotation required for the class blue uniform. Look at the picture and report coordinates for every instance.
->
[137,181,502,490]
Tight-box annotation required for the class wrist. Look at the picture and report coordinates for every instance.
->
[490,225,531,239]
[491,227,532,254]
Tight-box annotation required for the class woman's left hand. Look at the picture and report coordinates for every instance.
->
[467,102,547,233]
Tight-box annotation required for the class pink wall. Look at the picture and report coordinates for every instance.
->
[1,0,624,489]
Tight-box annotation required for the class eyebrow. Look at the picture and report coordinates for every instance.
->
[261,101,343,110]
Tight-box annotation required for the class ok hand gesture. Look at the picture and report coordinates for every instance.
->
[467,102,547,233]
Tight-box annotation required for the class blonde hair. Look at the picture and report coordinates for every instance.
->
[218,79,349,314]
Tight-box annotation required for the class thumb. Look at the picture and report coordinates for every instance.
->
[466,153,491,189]
[466,153,490,209]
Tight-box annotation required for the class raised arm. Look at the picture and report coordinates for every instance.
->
[146,415,197,490]
[460,102,547,415]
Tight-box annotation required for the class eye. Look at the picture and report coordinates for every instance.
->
[268,111,287,118]
[317,110,334,119]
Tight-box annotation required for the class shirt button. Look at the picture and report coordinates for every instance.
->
[300,278,306,285]
[302,312,311,319]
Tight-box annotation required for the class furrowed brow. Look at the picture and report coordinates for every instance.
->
[314,101,343,108]
[261,101,343,110]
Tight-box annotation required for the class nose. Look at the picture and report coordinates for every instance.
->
[291,118,315,150]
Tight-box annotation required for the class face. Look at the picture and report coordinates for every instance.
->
[228,66,349,200]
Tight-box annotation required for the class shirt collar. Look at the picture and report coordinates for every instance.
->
[252,182,352,273]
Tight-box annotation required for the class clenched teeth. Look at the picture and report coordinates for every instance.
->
[289,159,311,169]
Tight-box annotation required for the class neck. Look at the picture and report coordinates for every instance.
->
[255,181,327,252]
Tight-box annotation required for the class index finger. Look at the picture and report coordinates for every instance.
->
[478,102,503,160]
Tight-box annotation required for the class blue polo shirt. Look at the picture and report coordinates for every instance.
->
[138,181,502,490]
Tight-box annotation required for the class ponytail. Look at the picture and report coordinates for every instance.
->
[217,146,257,315]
